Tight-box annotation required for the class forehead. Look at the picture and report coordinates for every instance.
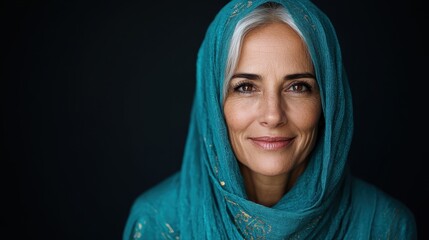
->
[237,22,312,71]
[244,22,305,48]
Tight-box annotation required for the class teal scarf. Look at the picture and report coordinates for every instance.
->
[123,0,417,239]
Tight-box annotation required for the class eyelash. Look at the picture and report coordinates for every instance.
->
[231,81,313,94]
[232,81,256,93]
[289,82,312,92]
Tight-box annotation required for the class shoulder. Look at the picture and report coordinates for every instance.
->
[348,177,417,239]
[123,172,181,240]
[131,172,181,210]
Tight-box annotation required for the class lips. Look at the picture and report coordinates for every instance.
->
[249,136,294,151]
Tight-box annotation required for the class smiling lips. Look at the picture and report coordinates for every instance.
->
[249,136,294,150]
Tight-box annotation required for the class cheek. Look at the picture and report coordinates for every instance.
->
[288,99,322,131]
[224,99,255,133]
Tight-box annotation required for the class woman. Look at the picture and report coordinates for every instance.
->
[123,0,417,239]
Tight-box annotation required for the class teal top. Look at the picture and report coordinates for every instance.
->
[123,0,418,239]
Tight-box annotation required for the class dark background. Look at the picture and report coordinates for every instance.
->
[2,0,427,239]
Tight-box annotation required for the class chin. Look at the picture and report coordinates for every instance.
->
[248,156,293,177]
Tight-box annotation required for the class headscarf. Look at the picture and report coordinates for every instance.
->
[123,0,417,239]
[179,0,352,238]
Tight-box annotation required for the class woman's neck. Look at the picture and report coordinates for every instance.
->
[240,164,306,207]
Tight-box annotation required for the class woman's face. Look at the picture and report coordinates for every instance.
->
[224,22,322,177]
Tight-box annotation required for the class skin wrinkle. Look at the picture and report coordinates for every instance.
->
[224,22,322,207]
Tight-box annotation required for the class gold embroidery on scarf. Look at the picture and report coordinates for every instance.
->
[160,222,180,240]
[165,223,174,233]
[225,197,272,239]
[214,155,220,177]
[230,1,253,19]
[288,215,322,240]
[133,221,144,239]
[303,14,316,30]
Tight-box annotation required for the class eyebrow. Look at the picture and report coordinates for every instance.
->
[230,72,316,81]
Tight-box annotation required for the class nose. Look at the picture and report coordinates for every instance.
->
[259,93,287,128]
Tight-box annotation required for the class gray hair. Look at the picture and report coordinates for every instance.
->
[223,3,306,101]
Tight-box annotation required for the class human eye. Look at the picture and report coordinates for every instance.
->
[232,81,256,94]
[287,81,312,93]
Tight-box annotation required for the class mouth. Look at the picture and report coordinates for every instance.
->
[249,136,295,151]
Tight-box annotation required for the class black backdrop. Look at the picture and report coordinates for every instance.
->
[3,0,428,239]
